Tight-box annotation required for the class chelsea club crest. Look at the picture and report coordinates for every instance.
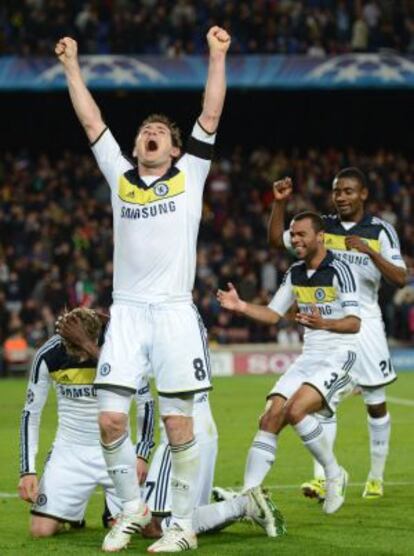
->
[154,182,169,197]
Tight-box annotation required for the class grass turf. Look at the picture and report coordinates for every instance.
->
[0,373,413,555]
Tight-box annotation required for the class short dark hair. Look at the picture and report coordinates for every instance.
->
[292,211,325,233]
[334,167,368,190]
[138,113,183,149]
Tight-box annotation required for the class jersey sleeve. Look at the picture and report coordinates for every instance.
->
[176,120,216,216]
[19,358,51,476]
[332,264,361,318]
[268,270,296,316]
[90,128,133,192]
[379,226,406,269]
[135,376,155,462]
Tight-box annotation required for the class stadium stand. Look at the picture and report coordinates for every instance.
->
[1,0,414,56]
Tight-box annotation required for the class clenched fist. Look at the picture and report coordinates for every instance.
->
[207,26,231,54]
[273,177,293,202]
[55,37,78,67]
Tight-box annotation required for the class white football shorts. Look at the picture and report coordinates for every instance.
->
[31,439,122,522]
[268,349,357,416]
[96,302,212,396]
[354,317,397,388]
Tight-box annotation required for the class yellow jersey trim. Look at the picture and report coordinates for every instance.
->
[118,172,185,205]
[293,286,337,304]
[50,368,96,384]
[324,233,380,253]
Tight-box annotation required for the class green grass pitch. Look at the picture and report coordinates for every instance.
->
[1,374,414,555]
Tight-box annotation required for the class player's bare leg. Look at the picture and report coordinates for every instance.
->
[148,399,198,553]
[98,391,151,552]
[30,515,65,538]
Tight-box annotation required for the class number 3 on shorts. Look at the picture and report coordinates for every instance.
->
[193,358,206,381]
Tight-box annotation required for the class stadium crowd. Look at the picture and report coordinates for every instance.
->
[0,144,413,373]
[1,1,414,57]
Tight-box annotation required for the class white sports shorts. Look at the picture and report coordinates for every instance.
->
[96,302,212,396]
[31,439,122,523]
[144,394,218,515]
[354,318,397,388]
[268,349,357,416]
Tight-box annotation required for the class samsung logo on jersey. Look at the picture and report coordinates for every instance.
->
[334,252,369,266]
[121,201,176,220]
[58,385,97,398]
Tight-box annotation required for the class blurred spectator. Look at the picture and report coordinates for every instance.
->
[1,1,414,56]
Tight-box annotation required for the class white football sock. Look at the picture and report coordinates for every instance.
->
[101,433,143,513]
[368,413,390,480]
[294,415,340,480]
[313,415,337,480]
[243,430,277,490]
[192,496,247,534]
[170,438,200,532]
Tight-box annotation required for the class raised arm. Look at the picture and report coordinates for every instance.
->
[198,26,230,134]
[55,37,106,143]
[268,178,293,248]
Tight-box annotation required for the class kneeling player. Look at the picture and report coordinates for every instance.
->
[18,308,153,537]
[217,212,360,514]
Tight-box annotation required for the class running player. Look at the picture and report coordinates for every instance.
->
[18,308,153,537]
[218,212,361,514]
[55,25,230,553]
[268,170,407,499]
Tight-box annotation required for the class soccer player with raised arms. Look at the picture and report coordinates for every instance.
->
[268,170,407,500]
[55,26,230,553]
[218,212,361,515]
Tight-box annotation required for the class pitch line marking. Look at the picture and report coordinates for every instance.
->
[387,396,414,407]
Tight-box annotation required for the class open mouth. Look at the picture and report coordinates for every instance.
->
[146,139,158,152]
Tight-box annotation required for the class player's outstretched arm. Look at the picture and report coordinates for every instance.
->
[55,37,106,143]
[217,282,280,325]
[268,177,293,248]
[198,26,230,134]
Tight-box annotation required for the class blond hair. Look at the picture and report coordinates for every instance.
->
[60,307,101,359]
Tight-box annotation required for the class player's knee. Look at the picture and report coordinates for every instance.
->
[30,517,61,537]
[259,404,283,432]
[284,401,306,425]
[163,415,193,445]
[367,402,387,419]
[98,412,127,443]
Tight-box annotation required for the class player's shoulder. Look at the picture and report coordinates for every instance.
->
[30,335,65,383]
[321,213,341,231]
[37,335,66,370]
[370,216,400,247]
[329,256,357,291]
[284,260,304,281]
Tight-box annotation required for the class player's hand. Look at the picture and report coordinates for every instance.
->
[345,235,372,255]
[55,37,79,66]
[273,177,293,202]
[136,458,148,486]
[207,26,231,55]
[18,474,39,503]
[217,282,245,312]
[295,305,325,329]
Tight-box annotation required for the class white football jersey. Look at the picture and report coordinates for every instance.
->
[269,251,360,352]
[91,121,215,304]
[284,214,406,319]
[19,335,155,475]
